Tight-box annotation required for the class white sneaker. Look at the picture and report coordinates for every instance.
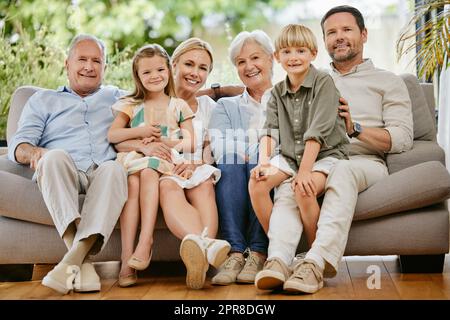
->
[179,228,231,289]
[42,263,80,294]
[73,262,101,293]
[201,228,231,269]
[180,232,209,290]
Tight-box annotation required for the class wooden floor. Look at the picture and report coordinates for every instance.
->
[1,255,450,300]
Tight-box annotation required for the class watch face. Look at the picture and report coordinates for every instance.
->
[354,122,362,132]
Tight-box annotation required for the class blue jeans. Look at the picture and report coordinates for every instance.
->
[215,153,268,255]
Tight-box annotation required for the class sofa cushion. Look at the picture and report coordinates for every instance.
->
[0,171,53,226]
[0,155,34,180]
[386,140,445,174]
[0,168,169,230]
[354,161,450,221]
[400,73,437,141]
[6,86,41,144]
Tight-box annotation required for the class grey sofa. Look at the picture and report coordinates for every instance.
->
[1,74,450,281]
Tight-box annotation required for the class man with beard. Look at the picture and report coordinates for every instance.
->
[255,5,413,294]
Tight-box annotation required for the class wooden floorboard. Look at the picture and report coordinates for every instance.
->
[383,255,449,300]
[346,256,400,299]
[1,255,450,300]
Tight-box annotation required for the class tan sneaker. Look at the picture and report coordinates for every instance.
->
[255,257,291,290]
[236,251,265,283]
[283,258,324,294]
[211,253,245,285]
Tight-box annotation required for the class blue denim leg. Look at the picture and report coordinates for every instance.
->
[245,162,269,255]
[216,154,250,253]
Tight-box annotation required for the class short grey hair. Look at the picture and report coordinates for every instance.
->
[228,30,274,66]
[67,34,107,63]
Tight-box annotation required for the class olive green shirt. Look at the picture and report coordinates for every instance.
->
[263,65,349,171]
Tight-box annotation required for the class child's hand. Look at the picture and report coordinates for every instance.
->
[291,170,316,197]
[142,137,158,145]
[140,125,161,139]
[250,163,277,181]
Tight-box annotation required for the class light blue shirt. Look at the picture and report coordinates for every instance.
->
[208,88,272,164]
[8,85,126,172]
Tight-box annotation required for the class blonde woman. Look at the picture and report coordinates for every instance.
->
[159,38,231,290]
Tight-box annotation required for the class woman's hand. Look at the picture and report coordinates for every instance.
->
[139,141,172,161]
[291,170,316,197]
[173,163,197,179]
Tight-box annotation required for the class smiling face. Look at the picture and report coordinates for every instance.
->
[173,48,211,95]
[65,39,105,97]
[323,12,367,64]
[137,55,170,95]
[275,46,316,77]
[234,40,273,91]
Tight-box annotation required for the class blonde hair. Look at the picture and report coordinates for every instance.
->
[125,44,176,103]
[275,24,318,53]
[172,37,214,73]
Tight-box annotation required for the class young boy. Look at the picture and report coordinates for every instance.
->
[249,24,348,248]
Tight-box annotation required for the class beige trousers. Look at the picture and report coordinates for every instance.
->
[36,149,127,255]
[267,156,388,277]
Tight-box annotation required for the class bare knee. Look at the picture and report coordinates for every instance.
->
[140,168,159,182]
[159,179,179,193]
[188,179,214,198]
[159,179,181,200]
[249,179,272,199]
[294,187,317,208]
[127,174,140,200]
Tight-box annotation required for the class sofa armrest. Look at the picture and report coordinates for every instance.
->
[354,161,450,221]
[0,155,34,180]
[386,140,445,174]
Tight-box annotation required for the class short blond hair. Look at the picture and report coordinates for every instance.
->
[172,37,214,72]
[275,24,318,53]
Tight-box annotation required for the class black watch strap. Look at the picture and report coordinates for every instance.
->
[211,83,221,100]
[348,122,362,138]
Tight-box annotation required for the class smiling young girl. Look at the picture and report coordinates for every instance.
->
[108,44,195,287]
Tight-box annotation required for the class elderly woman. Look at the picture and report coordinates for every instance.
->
[158,38,231,290]
[208,30,274,285]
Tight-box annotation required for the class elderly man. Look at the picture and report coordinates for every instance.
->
[8,34,169,294]
[255,5,413,294]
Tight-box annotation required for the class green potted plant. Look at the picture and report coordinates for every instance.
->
[397,0,449,80]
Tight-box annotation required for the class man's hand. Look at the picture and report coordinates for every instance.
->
[139,142,172,161]
[337,97,354,135]
[291,170,316,197]
[30,147,48,170]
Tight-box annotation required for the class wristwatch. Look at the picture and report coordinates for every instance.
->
[348,122,363,138]
[211,83,221,100]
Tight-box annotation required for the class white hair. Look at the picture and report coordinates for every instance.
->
[228,30,274,66]
[67,34,107,63]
